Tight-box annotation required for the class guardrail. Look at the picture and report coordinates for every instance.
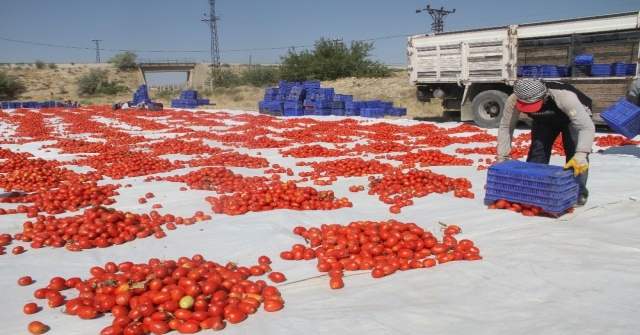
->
[137,58,197,65]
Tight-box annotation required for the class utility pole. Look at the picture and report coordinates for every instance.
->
[332,38,343,48]
[415,5,455,33]
[91,39,102,63]
[201,0,221,68]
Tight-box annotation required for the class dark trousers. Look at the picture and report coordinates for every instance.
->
[527,120,589,197]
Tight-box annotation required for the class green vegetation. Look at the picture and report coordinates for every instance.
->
[35,59,46,69]
[48,63,57,69]
[76,69,127,96]
[0,71,27,99]
[206,38,391,88]
[279,38,392,82]
[108,51,138,71]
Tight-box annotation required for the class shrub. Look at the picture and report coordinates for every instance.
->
[76,69,127,96]
[35,59,46,69]
[239,65,280,87]
[279,38,392,82]
[48,63,57,69]
[0,71,27,99]
[208,67,240,88]
[108,51,138,71]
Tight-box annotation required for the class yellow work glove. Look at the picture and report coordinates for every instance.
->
[563,152,589,177]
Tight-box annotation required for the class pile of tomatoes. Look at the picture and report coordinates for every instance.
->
[367,169,474,214]
[21,255,285,334]
[281,220,481,289]
[487,198,573,217]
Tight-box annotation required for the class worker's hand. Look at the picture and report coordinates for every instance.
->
[563,152,589,177]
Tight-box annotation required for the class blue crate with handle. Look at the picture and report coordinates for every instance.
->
[600,98,640,139]
[361,108,384,118]
[519,65,540,78]
[611,62,627,76]
[627,63,637,76]
[574,54,594,65]
[484,160,579,214]
[590,64,612,77]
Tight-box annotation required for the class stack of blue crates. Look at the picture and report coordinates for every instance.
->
[345,101,364,116]
[267,101,284,116]
[263,87,278,102]
[485,160,579,214]
[287,85,306,101]
[132,85,151,105]
[600,98,640,139]
[258,101,269,114]
[361,108,385,118]
[0,102,7,109]
[314,100,332,116]
[284,101,303,116]
[171,90,202,109]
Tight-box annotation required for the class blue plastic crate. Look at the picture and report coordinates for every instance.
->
[303,109,315,116]
[180,90,198,100]
[389,108,407,116]
[361,108,384,118]
[332,109,345,116]
[600,98,640,139]
[574,54,594,65]
[365,100,382,108]
[519,65,540,78]
[314,100,332,109]
[627,63,637,76]
[197,99,210,105]
[284,109,304,117]
[346,101,365,109]
[611,62,627,76]
[1,102,8,109]
[314,109,332,116]
[590,64,612,77]
[344,109,360,117]
[484,160,580,214]
[303,81,321,89]
[540,65,568,78]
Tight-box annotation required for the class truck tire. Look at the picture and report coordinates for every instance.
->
[472,90,509,128]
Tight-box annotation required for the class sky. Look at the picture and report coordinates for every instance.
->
[1,0,638,84]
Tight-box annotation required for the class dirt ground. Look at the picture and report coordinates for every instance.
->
[1,64,444,119]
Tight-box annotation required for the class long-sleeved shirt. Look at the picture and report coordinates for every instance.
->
[627,78,640,106]
[497,88,595,160]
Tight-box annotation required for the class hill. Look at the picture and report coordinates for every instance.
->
[1,63,444,118]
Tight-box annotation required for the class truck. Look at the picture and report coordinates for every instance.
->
[407,11,640,128]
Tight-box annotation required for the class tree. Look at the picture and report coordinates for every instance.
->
[0,71,27,99]
[34,59,45,69]
[279,38,392,82]
[108,51,138,71]
[76,69,127,96]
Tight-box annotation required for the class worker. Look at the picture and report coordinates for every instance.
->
[497,79,595,207]
[627,77,640,106]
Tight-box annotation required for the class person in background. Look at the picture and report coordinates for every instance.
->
[135,101,146,110]
[627,77,640,106]
[497,79,595,207]
[121,101,130,110]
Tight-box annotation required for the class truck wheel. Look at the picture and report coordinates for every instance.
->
[472,90,509,128]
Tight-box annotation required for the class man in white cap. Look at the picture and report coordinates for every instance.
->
[497,79,595,206]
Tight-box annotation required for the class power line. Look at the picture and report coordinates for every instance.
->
[201,0,221,66]
[0,4,637,56]
[415,5,455,33]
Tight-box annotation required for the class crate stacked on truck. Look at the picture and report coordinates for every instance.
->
[407,11,640,128]
[257,81,405,118]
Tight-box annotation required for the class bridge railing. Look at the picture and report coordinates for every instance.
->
[137,58,197,65]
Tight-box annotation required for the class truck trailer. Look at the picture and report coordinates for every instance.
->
[407,11,640,128]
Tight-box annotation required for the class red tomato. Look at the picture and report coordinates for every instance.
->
[329,277,344,289]
[27,321,47,335]
[263,299,283,312]
[24,302,38,314]
[225,309,247,324]
[268,272,286,283]
[18,276,33,286]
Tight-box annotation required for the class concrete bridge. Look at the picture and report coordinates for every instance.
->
[137,59,210,88]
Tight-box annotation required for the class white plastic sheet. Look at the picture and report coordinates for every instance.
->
[1,109,639,335]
